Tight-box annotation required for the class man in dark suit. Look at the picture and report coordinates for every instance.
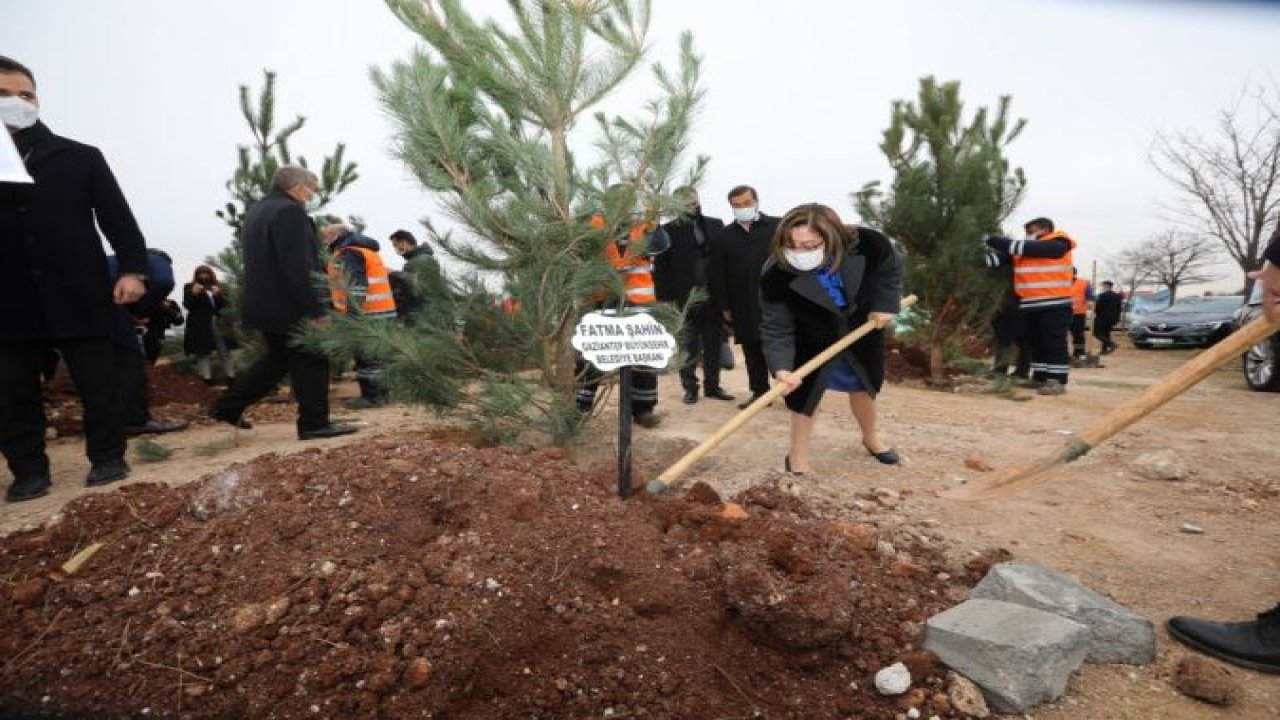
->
[208,166,356,440]
[1092,281,1122,354]
[1,56,147,502]
[711,184,779,409]
[655,187,734,405]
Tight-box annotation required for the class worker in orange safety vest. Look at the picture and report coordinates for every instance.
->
[985,217,1078,395]
[322,223,397,409]
[1068,269,1094,361]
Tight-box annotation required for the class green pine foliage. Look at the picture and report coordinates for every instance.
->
[315,0,705,445]
[855,77,1027,383]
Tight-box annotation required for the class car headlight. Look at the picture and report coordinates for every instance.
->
[1190,321,1223,330]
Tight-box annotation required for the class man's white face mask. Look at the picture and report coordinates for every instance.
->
[0,96,39,130]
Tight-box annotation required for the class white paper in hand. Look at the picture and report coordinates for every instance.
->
[0,129,34,184]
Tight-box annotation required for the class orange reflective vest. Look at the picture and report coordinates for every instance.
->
[592,214,657,306]
[329,246,398,319]
[1070,278,1091,315]
[1012,231,1077,305]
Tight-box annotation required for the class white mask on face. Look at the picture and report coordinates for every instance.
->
[732,206,759,224]
[784,247,825,272]
[0,96,39,130]
[304,190,323,213]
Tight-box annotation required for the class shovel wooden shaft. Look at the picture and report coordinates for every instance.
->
[647,295,917,494]
[948,311,1280,501]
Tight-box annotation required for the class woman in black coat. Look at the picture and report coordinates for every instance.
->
[182,265,234,384]
[759,203,903,473]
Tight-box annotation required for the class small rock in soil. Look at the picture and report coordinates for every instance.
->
[403,657,433,689]
[946,671,990,718]
[1173,656,1240,706]
[876,540,898,558]
[964,456,994,472]
[875,662,912,696]
[830,521,879,550]
[1180,523,1205,535]
[1132,450,1188,482]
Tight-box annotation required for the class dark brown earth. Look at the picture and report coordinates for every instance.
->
[0,432,988,719]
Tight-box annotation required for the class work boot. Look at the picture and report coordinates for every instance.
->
[1037,379,1067,396]
[6,474,52,503]
[1167,604,1280,674]
[86,458,130,488]
[633,411,662,428]
[206,407,253,429]
[1016,379,1044,390]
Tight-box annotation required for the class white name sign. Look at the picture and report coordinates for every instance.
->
[571,310,677,371]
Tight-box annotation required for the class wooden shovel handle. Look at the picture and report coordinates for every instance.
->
[648,295,917,493]
[947,310,1280,501]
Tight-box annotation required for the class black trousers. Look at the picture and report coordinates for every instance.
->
[116,344,151,427]
[212,332,330,432]
[678,299,724,393]
[575,359,658,415]
[1094,319,1117,349]
[354,352,386,400]
[1070,314,1088,357]
[739,340,772,396]
[1026,305,1072,384]
[991,307,1031,377]
[0,338,126,479]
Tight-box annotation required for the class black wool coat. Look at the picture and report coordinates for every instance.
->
[710,213,779,345]
[759,226,903,416]
[182,282,227,355]
[238,189,328,335]
[654,213,726,308]
[0,122,148,343]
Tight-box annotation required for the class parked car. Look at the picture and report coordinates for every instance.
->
[1128,295,1245,349]
[1121,289,1171,329]
[1234,284,1280,391]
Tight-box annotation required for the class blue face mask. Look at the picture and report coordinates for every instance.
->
[304,190,323,213]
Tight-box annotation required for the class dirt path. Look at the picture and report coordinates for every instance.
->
[4,346,1279,718]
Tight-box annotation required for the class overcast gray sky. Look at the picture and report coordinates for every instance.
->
[5,0,1279,292]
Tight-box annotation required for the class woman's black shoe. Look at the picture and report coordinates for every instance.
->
[783,455,805,476]
[863,444,900,465]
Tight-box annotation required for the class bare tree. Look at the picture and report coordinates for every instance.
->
[1151,84,1280,299]
[1104,246,1154,301]
[1132,231,1222,304]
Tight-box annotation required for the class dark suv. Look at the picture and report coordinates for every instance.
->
[1234,285,1280,391]
[1128,295,1244,349]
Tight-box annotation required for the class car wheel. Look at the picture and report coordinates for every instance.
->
[1243,335,1280,392]
[1133,342,1151,350]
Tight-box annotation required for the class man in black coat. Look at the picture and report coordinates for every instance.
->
[1092,281,1122,354]
[208,166,356,440]
[710,184,779,409]
[655,187,734,405]
[1,56,147,502]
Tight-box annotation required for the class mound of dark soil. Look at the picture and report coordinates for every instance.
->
[1,434,975,719]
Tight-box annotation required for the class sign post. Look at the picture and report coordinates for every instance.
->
[570,309,677,497]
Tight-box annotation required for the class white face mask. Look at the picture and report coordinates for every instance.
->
[732,205,759,224]
[304,190,323,213]
[784,247,825,272]
[0,96,39,130]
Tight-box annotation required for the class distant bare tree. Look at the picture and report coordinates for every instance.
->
[1105,246,1154,301]
[1134,231,1222,304]
[1151,84,1280,299]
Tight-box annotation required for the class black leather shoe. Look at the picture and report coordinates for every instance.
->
[126,418,189,436]
[6,474,51,503]
[342,396,389,410]
[206,407,252,429]
[86,459,130,487]
[1168,605,1280,674]
[298,423,359,441]
[864,443,901,465]
[737,392,769,410]
[783,455,805,476]
[704,387,736,402]
[682,389,698,405]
